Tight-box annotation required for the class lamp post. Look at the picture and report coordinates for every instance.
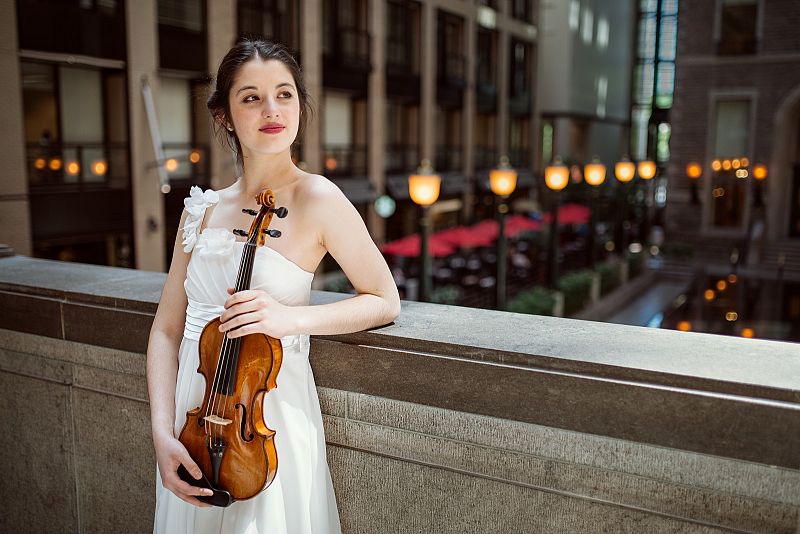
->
[637,159,656,245]
[408,159,441,302]
[752,163,767,207]
[545,157,569,288]
[686,162,702,205]
[490,155,518,310]
[583,158,606,268]
[614,157,636,254]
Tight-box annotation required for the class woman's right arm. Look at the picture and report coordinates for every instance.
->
[146,209,213,507]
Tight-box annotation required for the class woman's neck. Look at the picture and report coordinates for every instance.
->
[239,148,298,198]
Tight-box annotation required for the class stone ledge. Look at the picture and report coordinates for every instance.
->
[1,255,800,470]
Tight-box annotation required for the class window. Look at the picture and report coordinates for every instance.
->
[718,0,758,55]
[711,99,750,228]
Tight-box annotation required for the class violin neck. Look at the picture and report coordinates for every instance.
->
[234,242,257,293]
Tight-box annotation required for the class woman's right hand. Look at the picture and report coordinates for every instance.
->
[154,433,214,507]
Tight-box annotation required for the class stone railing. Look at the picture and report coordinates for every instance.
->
[0,254,799,533]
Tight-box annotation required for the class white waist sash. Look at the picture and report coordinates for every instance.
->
[183,298,304,350]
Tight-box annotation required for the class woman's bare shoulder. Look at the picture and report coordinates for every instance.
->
[296,172,347,204]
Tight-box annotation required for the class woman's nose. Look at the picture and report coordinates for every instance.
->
[261,98,279,118]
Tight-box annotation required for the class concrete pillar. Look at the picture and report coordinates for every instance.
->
[462,13,477,222]
[301,0,322,174]
[420,1,436,162]
[127,0,165,271]
[367,0,386,243]
[207,0,237,190]
[0,0,32,255]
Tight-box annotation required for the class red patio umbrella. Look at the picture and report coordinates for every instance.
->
[542,203,591,225]
[380,234,456,257]
[435,226,495,248]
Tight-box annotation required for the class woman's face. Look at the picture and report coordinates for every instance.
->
[227,58,300,158]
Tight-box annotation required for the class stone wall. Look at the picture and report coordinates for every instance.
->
[1,255,799,533]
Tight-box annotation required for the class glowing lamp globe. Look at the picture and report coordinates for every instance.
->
[584,160,606,186]
[408,159,441,206]
[545,159,569,191]
[753,164,768,180]
[489,156,518,197]
[686,162,702,179]
[615,159,636,183]
[637,160,656,180]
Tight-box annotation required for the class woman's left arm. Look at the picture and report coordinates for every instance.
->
[220,179,401,338]
[293,179,401,335]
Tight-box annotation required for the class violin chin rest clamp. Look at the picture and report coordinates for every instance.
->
[177,464,235,507]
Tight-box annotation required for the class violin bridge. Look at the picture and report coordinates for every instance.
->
[203,415,233,426]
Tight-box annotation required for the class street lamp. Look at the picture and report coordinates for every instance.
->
[490,155,518,310]
[752,163,767,207]
[614,157,636,253]
[686,161,702,205]
[637,159,656,245]
[545,157,569,288]
[583,158,606,268]
[408,158,441,302]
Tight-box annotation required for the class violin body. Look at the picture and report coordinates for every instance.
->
[178,318,282,503]
[177,188,288,507]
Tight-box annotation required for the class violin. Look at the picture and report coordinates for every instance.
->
[177,189,289,507]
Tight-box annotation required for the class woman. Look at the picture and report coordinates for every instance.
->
[147,39,401,533]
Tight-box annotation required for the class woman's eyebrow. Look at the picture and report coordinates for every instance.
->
[276,82,296,90]
[235,85,258,95]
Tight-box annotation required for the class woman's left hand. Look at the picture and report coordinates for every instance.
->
[219,288,298,339]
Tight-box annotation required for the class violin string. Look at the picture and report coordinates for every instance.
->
[205,238,250,445]
[213,238,254,444]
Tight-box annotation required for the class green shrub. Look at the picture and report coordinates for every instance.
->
[557,270,594,316]
[508,286,556,316]
[595,261,620,295]
[430,285,462,305]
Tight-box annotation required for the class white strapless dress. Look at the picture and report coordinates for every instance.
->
[153,188,341,534]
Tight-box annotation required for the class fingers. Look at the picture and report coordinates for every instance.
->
[223,289,257,309]
[224,322,261,339]
[220,311,262,336]
[162,468,214,508]
[219,298,261,325]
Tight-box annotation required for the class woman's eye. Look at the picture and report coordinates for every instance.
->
[243,95,258,103]
[279,91,293,98]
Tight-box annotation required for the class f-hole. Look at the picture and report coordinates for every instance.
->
[236,403,254,442]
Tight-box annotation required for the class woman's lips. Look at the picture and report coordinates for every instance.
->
[260,126,285,134]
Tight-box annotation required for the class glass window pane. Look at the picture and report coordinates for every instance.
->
[59,67,103,143]
[714,100,749,158]
[659,15,677,61]
[638,16,656,58]
[655,62,674,108]
[634,62,654,105]
[661,0,678,16]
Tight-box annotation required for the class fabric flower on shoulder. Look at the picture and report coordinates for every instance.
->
[194,227,237,257]
[181,185,219,253]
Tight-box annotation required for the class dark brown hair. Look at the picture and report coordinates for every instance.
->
[207,38,313,168]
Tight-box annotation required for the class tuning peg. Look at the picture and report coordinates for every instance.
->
[270,206,288,218]
[233,229,248,237]
[262,229,281,238]
[242,208,258,216]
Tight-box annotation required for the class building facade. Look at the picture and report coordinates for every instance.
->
[536,0,636,168]
[668,0,800,244]
[0,0,539,275]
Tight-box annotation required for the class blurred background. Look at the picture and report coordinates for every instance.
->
[1,0,798,342]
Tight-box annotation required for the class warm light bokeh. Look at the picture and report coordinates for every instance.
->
[584,162,606,186]
[637,160,656,180]
[687,162,703,178]
[615,160,636,182]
